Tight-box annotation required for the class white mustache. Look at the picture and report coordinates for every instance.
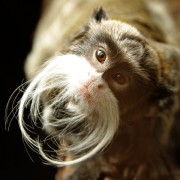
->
[18,54,120,166]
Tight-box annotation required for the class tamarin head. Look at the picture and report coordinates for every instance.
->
[15,7,178,167]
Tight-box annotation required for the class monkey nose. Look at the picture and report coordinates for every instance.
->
[80,79,105,101]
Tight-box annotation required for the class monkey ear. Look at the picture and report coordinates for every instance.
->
[92,7,109,22]
[150,41,180,101]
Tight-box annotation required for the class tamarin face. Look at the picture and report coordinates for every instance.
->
[17,8,174,166]
[69,8,162,113]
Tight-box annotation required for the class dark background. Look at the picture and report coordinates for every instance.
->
[2,1,56,180]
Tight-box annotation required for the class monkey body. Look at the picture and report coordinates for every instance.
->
[12,0,180,179]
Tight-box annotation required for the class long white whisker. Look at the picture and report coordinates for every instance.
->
[16,54,120,166]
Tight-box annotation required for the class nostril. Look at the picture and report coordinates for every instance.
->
[97,84,104,89]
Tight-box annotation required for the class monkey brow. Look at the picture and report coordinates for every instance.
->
[93,32,121,54]
[119,33,146,45]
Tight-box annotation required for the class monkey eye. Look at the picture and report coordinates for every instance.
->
[95,49,106,63]
[113,73,128,85]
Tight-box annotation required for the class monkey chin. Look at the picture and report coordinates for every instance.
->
[18,54,120,166]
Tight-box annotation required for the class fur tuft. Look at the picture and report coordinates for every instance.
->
[92,7,108,22]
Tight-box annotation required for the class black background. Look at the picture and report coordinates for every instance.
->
[2,1,56,179]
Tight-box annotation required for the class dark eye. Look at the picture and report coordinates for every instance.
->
[95,49,106,63]
[113,73,128,85]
